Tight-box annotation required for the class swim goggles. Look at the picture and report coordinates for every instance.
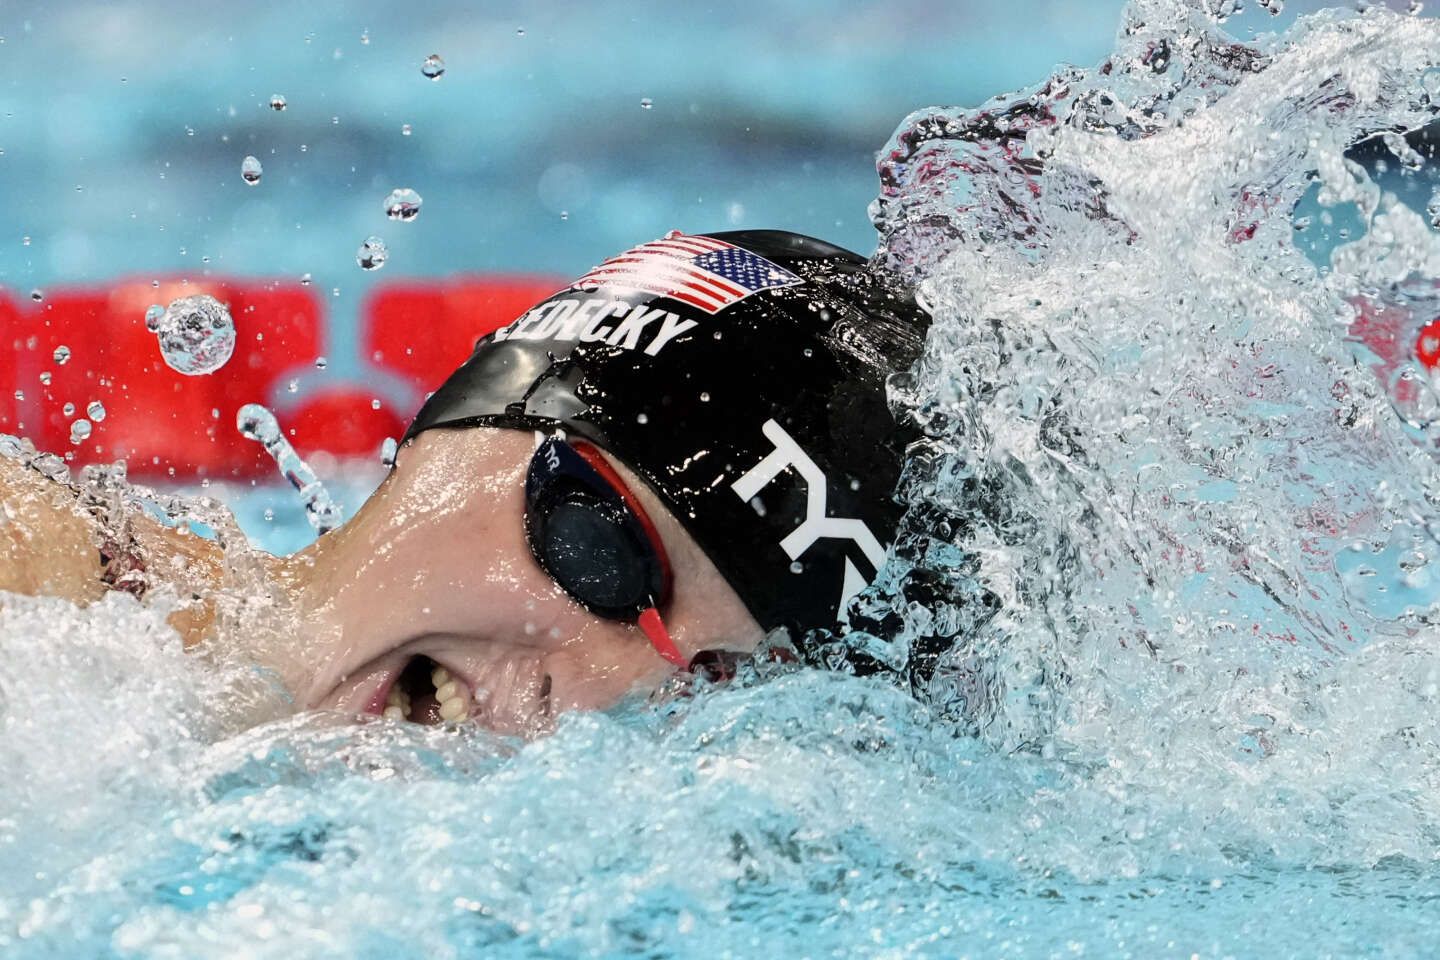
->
[523,435,685,667]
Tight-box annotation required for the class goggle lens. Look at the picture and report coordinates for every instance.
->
[524,437,683,665]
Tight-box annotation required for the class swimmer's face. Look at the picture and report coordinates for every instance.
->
[285,427,764,735]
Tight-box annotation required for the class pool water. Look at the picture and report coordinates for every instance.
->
[10,1,1440,957]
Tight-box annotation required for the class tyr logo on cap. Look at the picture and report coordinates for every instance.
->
[731,419,887,623]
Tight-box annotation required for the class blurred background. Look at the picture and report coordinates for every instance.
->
[0,0,1423,549]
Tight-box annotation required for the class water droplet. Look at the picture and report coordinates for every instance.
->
[360,30,370,45]
[269,93,287,111]
[286,379,298,393]
[12,390,22,401]
[236,403,343,533]
[315,356,328,370]
[559,210,569,221]
[356,236,388,270]
[38,372,51,386]
[263,507,275,522]
[698,391,710,402]
[636,412,649,425]
[384,188,423,221]
[144,303,165,331]
[151,294,237,375]
[401,123,413,136]
[87,401,105,421]
[29,289,42,302]
[640,97,653,110]
[380,436,398,467]
[21,235,29,246]
[1428,186,1440,228]
[62,402,74,416]
[1410,0,1425,13]
[421,54,445,80]
[299,272,312,285]
[241,155,263,185]
[370,398,381,410]
[69,419,91,444]
[516,27,525,36]
[789,561,804,574]
[52,345,70,365]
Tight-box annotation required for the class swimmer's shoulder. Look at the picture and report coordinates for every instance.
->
[0,453,108,603]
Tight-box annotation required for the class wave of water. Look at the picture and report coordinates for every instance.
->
[8,2,1440,956]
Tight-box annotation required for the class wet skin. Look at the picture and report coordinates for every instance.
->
[280,427,765,734]
[0,427,764,735]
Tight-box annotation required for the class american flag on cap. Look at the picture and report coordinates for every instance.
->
[571,231,802,314]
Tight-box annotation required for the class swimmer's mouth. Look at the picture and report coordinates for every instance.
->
[378,654,470,724]
[362,652,552,731]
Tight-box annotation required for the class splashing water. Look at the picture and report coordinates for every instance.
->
[829,0,1440,868]
[150,294,236,376]
[13,3,1440,956]
[236,403,343,534]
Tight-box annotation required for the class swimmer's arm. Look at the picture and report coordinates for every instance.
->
[0,455,107,603]
[0,456,223,645]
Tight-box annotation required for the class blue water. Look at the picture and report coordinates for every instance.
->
[11,1,1440,958]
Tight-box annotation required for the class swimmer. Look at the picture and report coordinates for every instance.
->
[0,230,929,734]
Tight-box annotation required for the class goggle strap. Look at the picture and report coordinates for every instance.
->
[638,606,685,667]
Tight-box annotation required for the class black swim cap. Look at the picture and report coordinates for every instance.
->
[403,229,930,640]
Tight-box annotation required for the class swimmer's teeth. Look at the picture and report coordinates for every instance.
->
[431,664,469,723]
[382,680,411,721]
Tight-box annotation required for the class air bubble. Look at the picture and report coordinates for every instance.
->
[52,345,70,365]
[401,123,413,136]
[1428,186,1440,228]
[62,402,74,417]
[39,372,51,386]
[69,419,91,444]
[87,401,105,421]
[421,54,445,80]
[370,399,381,410]
[241,155,263,185]
[300,273,312,286]
[380,437,398,467]
[315,356,328,370]
[384,188,423,221]
[640,98,653,110]
[269,94,287,111]
[30,290,42,302]
[356,236,388,270]
[636,412,649,424]
[144,304,165,331]
[150,294,236,375]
